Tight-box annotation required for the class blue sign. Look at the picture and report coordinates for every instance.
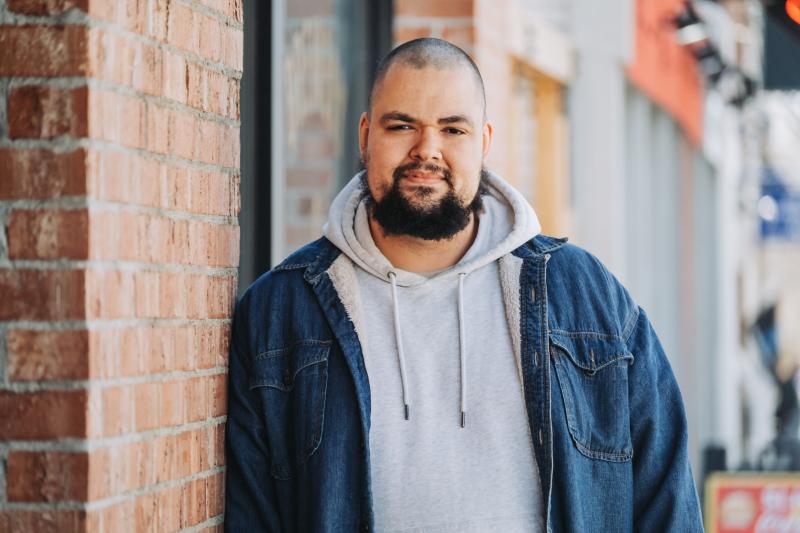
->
[760,167,800,242]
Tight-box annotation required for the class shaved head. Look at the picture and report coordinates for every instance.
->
[369,38,487,121]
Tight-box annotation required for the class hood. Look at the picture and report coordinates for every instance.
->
[322,170,541,284]
[322,169,541,427]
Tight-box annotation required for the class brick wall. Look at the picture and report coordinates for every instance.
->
[0,1,242,531]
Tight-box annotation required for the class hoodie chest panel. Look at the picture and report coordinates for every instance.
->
[354,264,543,531]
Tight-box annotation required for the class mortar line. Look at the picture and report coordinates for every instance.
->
[0,76,240,126]
[179,0,242,29]
[0,13,242,78]
[0,415,227,453]
[0,258,238,275]
[0,138,240,175]
[0,318,232,329]
[1,365,228,391]
[0,197,239,225]
[0,465,226,512]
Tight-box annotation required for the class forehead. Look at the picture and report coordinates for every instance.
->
[372,63,484,119]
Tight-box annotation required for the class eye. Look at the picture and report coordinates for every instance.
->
[388,124,413,131]
[444,127,466,135]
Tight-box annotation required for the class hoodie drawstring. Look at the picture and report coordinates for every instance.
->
[387,271,468,428]
[388,272,411,420]
[458,272,467,428]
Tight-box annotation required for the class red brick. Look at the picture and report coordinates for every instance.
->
[394,26,433,44]
[6,451,88,502]
[210,373,228,417]
[0,269,86,321]
[212,422,225,467]
[0,510,88,533]
[93,499,135,532]
[118,0,148,35]
[0,389,87,439]
[0,25,89,76]
[7,0,87,15]
[222,26,243,72]
[162,51,188,103]
[184,477,207,526]
[395,0,473,16]
[194,428,210,472]
[161,380,185,427]
[206,275,236,318]
[442,25,476,49]
[85,269,135,319]
[87,443,140,500]
[196,0,243,22]
[7,329,90,381]
[133,40,164,95]
[168,109,198,160]
[228,77,241,119]
[186,376,208,422]
[0,148,86,199]
[219,123,240,168]
[186,61,207,111]
[157,485,183,532]
[134,381,161,431]
[167,2,198,52]
[102,385,135,436]
[199,13,222,64]
[175,430,193,478]
[7,209,89,260]
[150,0,170,41]
[8,85,88,139]
[206,471,224,517]
[135,492,158,532]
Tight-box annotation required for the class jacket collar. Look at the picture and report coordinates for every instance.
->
[278,235,569,283]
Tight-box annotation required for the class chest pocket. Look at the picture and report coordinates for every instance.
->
[249,340,331,480]
[551,333,634,462]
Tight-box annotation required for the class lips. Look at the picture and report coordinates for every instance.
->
[403,171,443,183]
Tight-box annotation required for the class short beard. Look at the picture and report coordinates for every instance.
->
[360,162,489,241]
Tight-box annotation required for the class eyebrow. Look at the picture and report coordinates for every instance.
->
[379,111,475,129]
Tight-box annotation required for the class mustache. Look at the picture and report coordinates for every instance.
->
[393,162,453,184]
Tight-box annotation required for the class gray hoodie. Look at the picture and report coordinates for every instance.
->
[323,171,545,532]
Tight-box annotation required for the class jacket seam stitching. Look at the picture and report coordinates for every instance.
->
[621,305,641,344]
[550,329,623,341]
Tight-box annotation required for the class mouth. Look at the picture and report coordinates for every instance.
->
[402,171,445,185]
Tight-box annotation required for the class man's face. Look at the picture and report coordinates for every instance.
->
[359,63,492,239]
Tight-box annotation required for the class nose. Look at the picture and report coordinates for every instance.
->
[409,127,442,162]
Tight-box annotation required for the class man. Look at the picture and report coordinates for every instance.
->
[225,38,703,532]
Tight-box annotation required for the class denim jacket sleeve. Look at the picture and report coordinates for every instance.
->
[625,306,704,531]
[224,299,283,532]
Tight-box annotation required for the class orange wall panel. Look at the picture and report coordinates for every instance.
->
[627,0,704,145]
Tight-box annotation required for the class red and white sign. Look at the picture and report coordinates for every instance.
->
[705,473,800,532]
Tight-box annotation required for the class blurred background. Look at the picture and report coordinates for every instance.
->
[239,0,800,528]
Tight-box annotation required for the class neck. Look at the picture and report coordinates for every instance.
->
[368,214,479,273]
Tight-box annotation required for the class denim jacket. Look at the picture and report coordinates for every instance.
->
[224,235,704,532]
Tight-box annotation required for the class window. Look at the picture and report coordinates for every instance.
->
[239,0,392,292]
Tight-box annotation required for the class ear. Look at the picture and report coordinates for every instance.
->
[482,120,493,159]
[359,112,369,160]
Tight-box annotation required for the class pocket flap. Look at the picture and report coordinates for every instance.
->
[250,341,331,391]
[550,333,633,374]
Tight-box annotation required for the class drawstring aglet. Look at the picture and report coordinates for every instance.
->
[461,411,466,428]
[404,404,410,420]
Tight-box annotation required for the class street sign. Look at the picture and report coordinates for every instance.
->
[760,168,800,242]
